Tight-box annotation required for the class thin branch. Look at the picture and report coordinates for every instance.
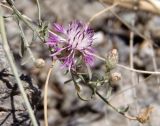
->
[129,23,134,70]
[89,52,160,75]
[44,61,55,126]
[17,21,36,62]
[1,2,65,42]
[117,64,160,75]
[0,3,12,11]
[72,71,137,120]
[1,2,61,42]
[96,91,137,120]
[109,84,137,101]
[87,3,118,25]
[0,3,32,22]
[5,0,44,41]
[110,72,160,102]
[36,0,42,25]
[129,18,139,121]
[11,4,35,31]
[0,11,38,126]
[147,37,160,86]
[100,0,160,15]
[110,10,147,41]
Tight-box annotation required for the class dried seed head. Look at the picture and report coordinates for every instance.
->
[136,106,154,123]
[106,49,118,70]
[34,58,45,68]
[110,72,121,82]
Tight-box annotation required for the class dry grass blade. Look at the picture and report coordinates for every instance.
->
[100,0,160,15]
[44,61,55,126]
[87,3,118,25]
[0,10,38,126]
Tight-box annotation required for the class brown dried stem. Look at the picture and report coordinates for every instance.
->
[100,0,160,15]
[44,61,55,126]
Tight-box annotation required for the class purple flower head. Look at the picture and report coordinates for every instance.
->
[47,20,95,71]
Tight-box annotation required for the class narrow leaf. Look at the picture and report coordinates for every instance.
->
[19,36,26,57]
[118,105,129,113]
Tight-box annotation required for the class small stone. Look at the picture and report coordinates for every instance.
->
[34,58,45,68]
[93,32,105,46]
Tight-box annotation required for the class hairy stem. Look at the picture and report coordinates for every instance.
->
[6,0,43,41]
[17,21,36,62]
[96,91,137,120]
[36,0,42,25]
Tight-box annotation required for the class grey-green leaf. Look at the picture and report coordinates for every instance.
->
[118,105,129,113]
[19,36,26,57]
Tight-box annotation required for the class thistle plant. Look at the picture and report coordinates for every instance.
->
[47,20,95,71]
[1,0,158,126]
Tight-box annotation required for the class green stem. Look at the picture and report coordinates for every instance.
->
[36,0,42,25]
[73,71,136,120]
[17,21,36,62]
[12,4,35,31]
[6,0,43,41]
[96,91,137,120]
[0,12,38,126]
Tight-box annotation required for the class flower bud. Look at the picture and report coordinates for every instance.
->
[106,49,118,70]
[34,58,45,68]
[110,72,121,82]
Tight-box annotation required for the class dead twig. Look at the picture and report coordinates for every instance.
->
[100,0,160,15]
[44,61,55,126]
